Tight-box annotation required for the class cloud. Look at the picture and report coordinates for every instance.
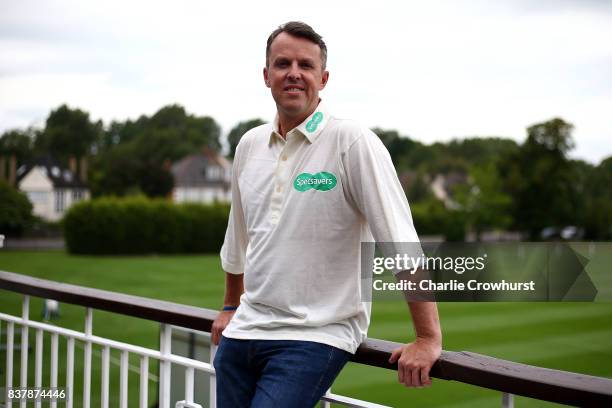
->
[1,0,611,163]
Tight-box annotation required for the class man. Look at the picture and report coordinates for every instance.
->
[212,21,441,407]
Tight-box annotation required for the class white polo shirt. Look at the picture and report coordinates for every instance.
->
[220,102,420,353]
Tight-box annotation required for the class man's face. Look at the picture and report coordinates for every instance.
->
[264,32,329,121]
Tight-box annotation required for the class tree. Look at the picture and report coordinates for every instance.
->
[0,128,36,164]
[445,137,519,166]
[404,171,433,203]
[227,119,265,158]
[410,198,466,241]
[582,156,612,239]
[35,104,102,163]
[89,143,141,197]
[454,163,512,239]
[372,128,417,168]
[500,118,578,239]
[526,118,574,155]
[131,104,221,154]
[92,105,222,197]
[99,117,147,151]
[0,181,33,237]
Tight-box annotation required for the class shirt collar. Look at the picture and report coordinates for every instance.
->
[269,101,331,145]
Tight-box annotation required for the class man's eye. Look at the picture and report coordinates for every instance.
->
[275,61,289,67]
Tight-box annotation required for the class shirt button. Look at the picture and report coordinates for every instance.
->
[281,155,288,161]
[276,185,282,192]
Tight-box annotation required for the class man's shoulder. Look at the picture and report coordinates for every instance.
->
[242,122,273,142]
[235,122,273,154]
[327,116,378,150]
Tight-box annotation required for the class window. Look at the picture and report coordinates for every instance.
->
[55,190,65,213]
[72,189,83,202]
[207,166,221,181]
[27,191,48,204]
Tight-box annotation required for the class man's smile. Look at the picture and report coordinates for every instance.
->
[283,85,305,94]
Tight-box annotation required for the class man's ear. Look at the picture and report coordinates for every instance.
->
[263,67,271,88]
[319,70,329,90]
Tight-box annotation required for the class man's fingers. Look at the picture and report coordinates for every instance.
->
[393,340,440,388]
[389,347,402,363]
[420,366,432,386]
[397,358,412,387]
[393,343,437,388]
[211,311,234,346]
[211,326,218,345]
[404,365,413,387]
[411,366,421,387]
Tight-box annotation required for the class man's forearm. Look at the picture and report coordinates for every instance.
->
[408,301,442,343]
[223,272,244,306]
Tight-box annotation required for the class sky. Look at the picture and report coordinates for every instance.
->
[1,0,611,163]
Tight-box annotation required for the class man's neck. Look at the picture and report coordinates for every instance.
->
[277,115,305,138]
[277,101,320,138]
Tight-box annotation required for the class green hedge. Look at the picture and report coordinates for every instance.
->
[64,196,230,254]
[411,199,466,241]
[0,180,33,237]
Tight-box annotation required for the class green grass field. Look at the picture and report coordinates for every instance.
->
[1,250,611,407]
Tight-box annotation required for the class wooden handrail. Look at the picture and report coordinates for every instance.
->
[1,270,611,406]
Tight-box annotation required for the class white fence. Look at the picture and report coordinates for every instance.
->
[2,270,611,407]
[1,290,388,407]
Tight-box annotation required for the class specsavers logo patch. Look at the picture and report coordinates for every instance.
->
[305,112,323,133]
[294,172,337,192]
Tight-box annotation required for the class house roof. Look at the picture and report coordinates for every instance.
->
[171,149,231,188]
[16,155,88,189]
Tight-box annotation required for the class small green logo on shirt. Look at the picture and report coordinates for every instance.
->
[305,112,323,133]
[294,171,337,192]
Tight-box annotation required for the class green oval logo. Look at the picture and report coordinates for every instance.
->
[294,171,337,192]
[305,111,324,133]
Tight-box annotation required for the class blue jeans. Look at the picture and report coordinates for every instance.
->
[213,336,351,408]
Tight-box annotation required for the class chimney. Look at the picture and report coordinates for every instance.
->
[79,157,88,183]
[0,156,5,182]
[8,154,16,186]
[69,156,77,176]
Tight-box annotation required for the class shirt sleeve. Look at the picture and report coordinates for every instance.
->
[340,128,422,273]
[220,138,249,275]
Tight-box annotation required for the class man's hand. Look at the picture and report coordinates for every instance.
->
[211,310,235,345]
[388,336,442,388]
[213,273,244,345]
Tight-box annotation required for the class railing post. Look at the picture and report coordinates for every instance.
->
[34,329,43,408]
[5,321,14,408]
[120,350,129,408]
[159,323,172,408]
[101,345,110,408]
[140,355,149,408]
[50,332,59,408]
[209,343,217,408]
[185,367,195,402]
[20,296,29,408]
[83,307,93,408]
[502,392,514,408]
[66,337,75,408]
[320,388,331,408]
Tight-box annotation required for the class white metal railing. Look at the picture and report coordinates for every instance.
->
[0,295,215,408]
[3,270,611,407]
[1,294,388,408]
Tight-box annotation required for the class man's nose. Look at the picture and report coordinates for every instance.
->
[287,62,301,81]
